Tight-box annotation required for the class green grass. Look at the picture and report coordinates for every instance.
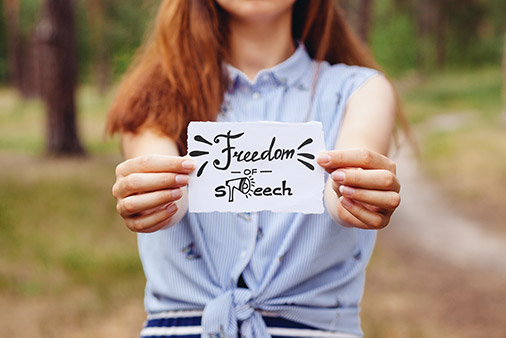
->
[0,156,144,303]
[422,126,506,202]
[0,86,144,327]
[400,66,503,125]
[0,86,120,155]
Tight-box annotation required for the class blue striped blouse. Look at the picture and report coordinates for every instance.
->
[138,44,380,338]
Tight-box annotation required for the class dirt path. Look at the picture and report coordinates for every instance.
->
[385,142,506,274]
[360,134,506,337]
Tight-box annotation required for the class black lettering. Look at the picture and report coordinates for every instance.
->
[251,151,260,162]
[268,138,276,160]
[232,150,242,161]
[282,149,295,159]
[264,187,272,196]
[228,180,294,197]
[215,186,226,197]
[260,138,274,161]
[213,130,244,170]
[282,180,293,196]
[205,130,304,172]
[243,151,252,162]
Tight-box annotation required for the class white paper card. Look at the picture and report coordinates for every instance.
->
[187,121,326,214]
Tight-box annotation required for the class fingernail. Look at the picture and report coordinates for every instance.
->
[167,204,177,214]
[172,189,182,199]
[332,171,345,182]
[317,153,330,164]
[340,196,353,208]
[182,160,194,170]
[339,185,354,196]
[175,175,188,185]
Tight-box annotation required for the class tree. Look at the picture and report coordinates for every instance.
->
[37,0,85,156]
[2,0,41,97]
[3,0,22,90]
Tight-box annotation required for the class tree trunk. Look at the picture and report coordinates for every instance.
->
[435,5,447,69]
[3,0,22,89]
[37,0,85,156]
[358,0,374,43]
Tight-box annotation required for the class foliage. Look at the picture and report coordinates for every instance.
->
[370,0,418,76]
[77,0,160,82]
[402,67,503,124]
[0,0,504,84]
[370,0,506,74]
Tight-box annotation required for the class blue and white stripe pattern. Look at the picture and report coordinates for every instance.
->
[141,310,360,338]
[138,43,380,338]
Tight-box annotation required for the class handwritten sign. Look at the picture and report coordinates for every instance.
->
[187,121,326,214]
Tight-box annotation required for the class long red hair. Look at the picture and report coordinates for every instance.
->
[106,0,397,153]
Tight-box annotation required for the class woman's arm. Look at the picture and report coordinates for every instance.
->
[317,75,401,229]
[112,129,194,232]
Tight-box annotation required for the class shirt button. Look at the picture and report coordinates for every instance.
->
[240,250,247,259]
[252,92,260,100]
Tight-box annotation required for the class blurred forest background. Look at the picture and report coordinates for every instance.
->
[0,0,505,337]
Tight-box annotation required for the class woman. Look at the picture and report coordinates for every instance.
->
[107,1,402,337]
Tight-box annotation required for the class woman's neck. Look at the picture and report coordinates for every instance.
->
[227,12,295,82]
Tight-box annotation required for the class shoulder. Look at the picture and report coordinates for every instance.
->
[313,63,391,110]
[314,63,384,104]
[346,71,396,111]
[319,63,380,88]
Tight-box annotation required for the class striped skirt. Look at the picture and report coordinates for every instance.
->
[140,310,359,338]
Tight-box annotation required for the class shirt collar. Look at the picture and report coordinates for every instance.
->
[225,42,313,91]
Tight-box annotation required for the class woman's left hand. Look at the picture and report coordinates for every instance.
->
[317,148,401,230]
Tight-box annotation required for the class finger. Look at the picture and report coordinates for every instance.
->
[138,204,180,233]
[118,189,183,217]
[139,207,180,233]
[116,155,195,178]
[114,173,189,198]
[331,169,400,192]
[339,185,401,210]
[334,199,376,230]
[126,204,178,232]
[330,180,385,213]
[317,149,396,173]
[362,202,383,214]
[339,196,390,229]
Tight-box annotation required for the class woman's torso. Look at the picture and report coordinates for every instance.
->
[138,44,379,337]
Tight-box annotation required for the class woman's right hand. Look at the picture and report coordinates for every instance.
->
[112,154,195,233]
